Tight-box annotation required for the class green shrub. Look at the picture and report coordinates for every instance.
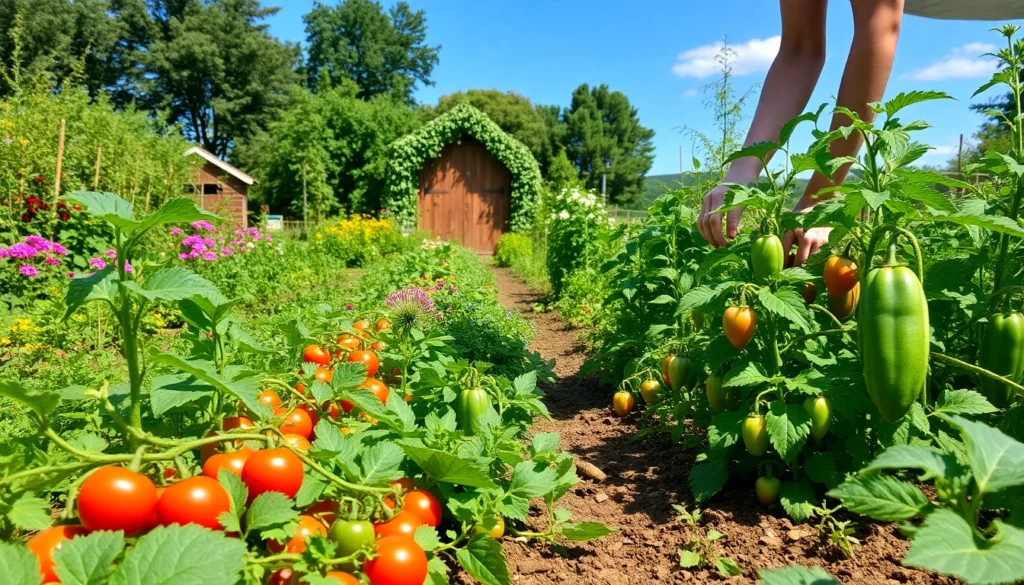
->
[494,233,533,267]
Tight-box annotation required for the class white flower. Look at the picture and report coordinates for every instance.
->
[558,209,570,220]
[246,242,255,249]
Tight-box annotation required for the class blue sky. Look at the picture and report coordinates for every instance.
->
[264,1,1023,175]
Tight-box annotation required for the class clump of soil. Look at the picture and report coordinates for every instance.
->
[489,267,953,585]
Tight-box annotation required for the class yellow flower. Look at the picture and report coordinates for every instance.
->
[23,343,36,352]
[0,337,11,346]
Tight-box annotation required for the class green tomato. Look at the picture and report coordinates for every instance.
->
[742,415,769,457]
[704,373,729,413]
[327,519,375,558]
[474,516,505,539]
[755,476,781,506]
[667,356,692,392]
[803,396,831,441]
[457,387,492,436]
[751,234,785,284]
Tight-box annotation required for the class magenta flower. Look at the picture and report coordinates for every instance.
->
[221,247,235,256]
[178,252,190,260]
[25,235,45,248]
[44,257,61,266]
[123,261,134,274]
[191,220,215,233]
[346,304,353,311]
[201,251,217,261]
[170,227,182,236]
[235,229,244,236]
[19,265,38,277]
[88,258,107,270]
[104,248,117,259]
[67,271,75,278]
[8,243,37,258]
[50,243,68,256]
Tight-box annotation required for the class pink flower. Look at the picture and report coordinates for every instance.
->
[0,248,8,259]
[178,252,190,260]
[19,265,38,277]
[123,261,134,273]
[44,257,61,266]
[170,227,182,236]
[88,258,107,270]
[52,243,68,256]
[201,251,217,261]
[104,248,117,258]
[25,235,45,248]
[266,235,273,242]
[234,229,244,236]
[67,271,75,277]
[346,304,353,311]
[8,243,37,259]
[191,220,215,233]
[221,247,235,256]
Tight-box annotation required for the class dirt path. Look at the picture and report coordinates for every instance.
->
[489,267,952,585]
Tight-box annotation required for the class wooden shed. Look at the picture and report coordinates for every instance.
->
[382,104,543,254]
[184,146,253,229]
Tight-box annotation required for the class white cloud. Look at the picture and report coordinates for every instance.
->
[682,88,699,97]
[672,36,781,79]
[901,43,999,81]
[917,144,958,167]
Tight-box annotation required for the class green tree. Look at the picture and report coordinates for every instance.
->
[140,0,301,158]
[562,83,655,205]
[535,103,567,175]
[234,81,421,219]
[431,90,547,162]
[546,147,579,192]
[304,0,439,102]
[0,0,123,98]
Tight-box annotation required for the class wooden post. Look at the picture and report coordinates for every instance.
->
[957,134,964,177]
[144,184,152,212]
[54,119,66,202]
[93,145,102,190]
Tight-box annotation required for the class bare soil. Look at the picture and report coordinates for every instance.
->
[488,267,954,585]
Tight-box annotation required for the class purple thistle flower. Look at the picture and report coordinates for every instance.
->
[19,264,38,277]
[384,287,440,328]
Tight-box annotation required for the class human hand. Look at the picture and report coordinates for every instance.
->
[782,226,832,267]
[697,183,745,248]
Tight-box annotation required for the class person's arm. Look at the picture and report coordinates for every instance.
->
[782,0,904,265]
[698,0,828,247]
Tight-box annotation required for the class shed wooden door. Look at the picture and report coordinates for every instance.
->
[418,139,511,254]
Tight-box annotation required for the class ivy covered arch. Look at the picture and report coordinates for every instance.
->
[382,103,542,232]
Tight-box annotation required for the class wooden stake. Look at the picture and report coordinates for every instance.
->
[54,119,66,202]
[144,184,152,212]
[93,145,102,190]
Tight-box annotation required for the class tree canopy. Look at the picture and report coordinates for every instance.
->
[304,0,439,102]
[563,83,655,206]
[431,90,547,163]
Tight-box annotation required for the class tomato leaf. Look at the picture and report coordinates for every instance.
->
[147,352,263,417]
[294,475,326,510]
[779,480,816,523]
[8,493,52,531]
[217,469,248,523]
[53,531,125,585]
[757,288,811,332]
[934,390,997,416]
[904,509,1024,585]
[426,554,450,585]
[507,461,558,499]
[122,267,219,303]
[0,541,42,585]
[359,441,405,486]
[398,442,496,488]
[826,474,928,521]
[678,549,703,568]
[942,414,1024,495]
[63,191,137,230]
[560,522,617,541]
[108,525,246,585]
[245,492,297,534]
[804,452,841,489]
[689,454,728,503]
[722,361,769,388]
[861,444,961,481]
[456,535,511,585]
[149,374,214,418]
[758,565,842,585]
[0,378,61,422]
[414,525,442,551]
[715,557,743,577]
[766,401,810,463]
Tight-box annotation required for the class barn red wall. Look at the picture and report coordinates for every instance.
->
[194,163,248,229]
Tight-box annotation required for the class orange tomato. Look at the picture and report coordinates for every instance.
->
[347,350,379,378]
[306,500,340,527]
[373,510,423,538]
[302,345,331,366]
[282,433,311,451]
[390,477,416,492]
[202,446,253,479]
[336,333,362,352]
[325,571,359,585]
[353,320,371,331]
[268,515,326,554]
[723,306,757,350]
[828,282,861,321]
[612,390,634,417]
[823,256,858,296]
[315,367,333,384]
[360,378,389,404]
[28,526,90,583]
[258,390,282,409]
[375,318,391,332]
[276,407,314,439]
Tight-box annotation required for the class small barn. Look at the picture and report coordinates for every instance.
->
[184,146,254,229]
[382,104,542,254]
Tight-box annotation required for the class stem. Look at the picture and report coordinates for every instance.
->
[930,351,1024,396]
[780,328,852,354]
[767,314,781,377]
[809,303,847,329]
[993,180,1023,291]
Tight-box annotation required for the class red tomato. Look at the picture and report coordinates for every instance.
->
[336,334,362,352]
[268,515,326,554]
[78,466,158,535]
[324,402,340,420]
[297,403,321,429]
[223,416,254,431]
[303,344,331,365]
[28,525,90,583]
[295,381,306,394]
[276,407,313,439]
[347,350,379,378]
[363,535,428,585]
[315,367,333,384]
[282,434,311,451]
[306,500,340,527]
[202,447,253,479]
[390,478,415,492]
[242,448,304,502]
[359,378,389,404]
[326,571,360,585]
[156,476,231,530]
[340,399,355,414]
[266,568,296,585]
[401,490,442,527]
[259,390,282,409]
[373,510,423,538]
[374,318,391,332]
[371,341,385,351]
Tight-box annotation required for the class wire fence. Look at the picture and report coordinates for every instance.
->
[608,208,649,224]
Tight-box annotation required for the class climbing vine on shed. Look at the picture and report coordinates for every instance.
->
[383,103,543,231]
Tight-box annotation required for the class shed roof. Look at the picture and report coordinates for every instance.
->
[184,146,255,186]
